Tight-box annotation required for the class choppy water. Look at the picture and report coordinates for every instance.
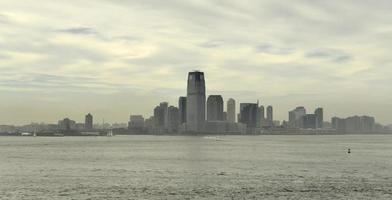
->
[1,135,392,199]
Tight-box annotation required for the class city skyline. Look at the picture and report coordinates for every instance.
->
[1,0,392,125]
[0,70,391,126]
[1,71,388,135]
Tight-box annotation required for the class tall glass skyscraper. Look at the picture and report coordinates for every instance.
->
[186,71,206,132]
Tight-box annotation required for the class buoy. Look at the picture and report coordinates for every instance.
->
[348,148,351,154]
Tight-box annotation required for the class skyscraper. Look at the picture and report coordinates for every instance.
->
[186,71,206,132]
[178,97,187,125]
[154,105,165,127]
[289,106,306,128]
[314,107,323,129]
[160,102,169,129]
[85,113,93,130]
[207,95,224,121]
[259,106,265,120]
[239,103,258,128]
[267,105,273,125]
[302,114,316,129]
[227,98,236,123]
[258,105,265,126]
[167,106,180,132]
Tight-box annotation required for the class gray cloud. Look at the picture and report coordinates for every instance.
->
[256,43,294,55]
[56,27,97,35]
[305,49,352,63]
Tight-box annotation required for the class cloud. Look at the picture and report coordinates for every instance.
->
[255,43,294,55]
[199,40,225,48]
[56,27,97,35]
[305,48,352,63]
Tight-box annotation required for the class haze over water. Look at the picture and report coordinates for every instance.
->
[1,135,392,199]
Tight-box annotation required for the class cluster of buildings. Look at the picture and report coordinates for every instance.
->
[0,71,390,136]
[125,71,388,135]
[126,71,278,134]
[331,115,378,133]
[287,107,323,129]
[57,113,94,132]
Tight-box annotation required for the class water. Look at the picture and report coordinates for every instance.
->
[1,135,392,199]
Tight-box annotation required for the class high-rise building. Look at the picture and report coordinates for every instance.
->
[258,105,265,127]
[227,98,236,123]
[267,105,273,126]
[239,103,258,128]
[302,114,316,129]
[360,116,375,132]
[159,102,169,128]
[332,117,346,132]
[289,106,306,128]
[314,108,323,129]
[207,95,224,121]
[58,118,76,131]
[178,97,187,125]
[259,105,265,120]
[85,113,93,130]
[167,106,180,132]
[154,105,165,127]
[128,115,144,129]
[186,71,206,132]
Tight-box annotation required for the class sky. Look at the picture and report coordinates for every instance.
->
[0,0,391,125]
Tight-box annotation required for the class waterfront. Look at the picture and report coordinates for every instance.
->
[1,135,392,199]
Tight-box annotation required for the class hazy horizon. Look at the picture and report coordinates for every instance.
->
[1,0,391,125]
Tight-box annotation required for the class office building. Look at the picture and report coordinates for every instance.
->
[178,97,187,125]
[167,106,180,132]
[85,113,93,130]
[302,114,316,129]
[289,106,306,128]
[267,105,273,126]
[186,71,206,132]
[239,103,258,128]
[129,115,144,129]
[207,95,224,121]
[315,108,323,128]
[227,98,236,123]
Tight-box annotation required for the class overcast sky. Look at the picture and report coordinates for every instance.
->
[0,0,391,125]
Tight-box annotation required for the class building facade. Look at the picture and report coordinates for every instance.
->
[128,115,144,129]
[207,95,224,121]
[85,113,93,130]
[239,103,258,128]
[186,71,206,132]
[315,108,323,129]
[266,105,273,126]
[178,96,187,125]
[227,98,236,123]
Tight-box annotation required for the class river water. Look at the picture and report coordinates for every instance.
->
[1,135,392,199]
